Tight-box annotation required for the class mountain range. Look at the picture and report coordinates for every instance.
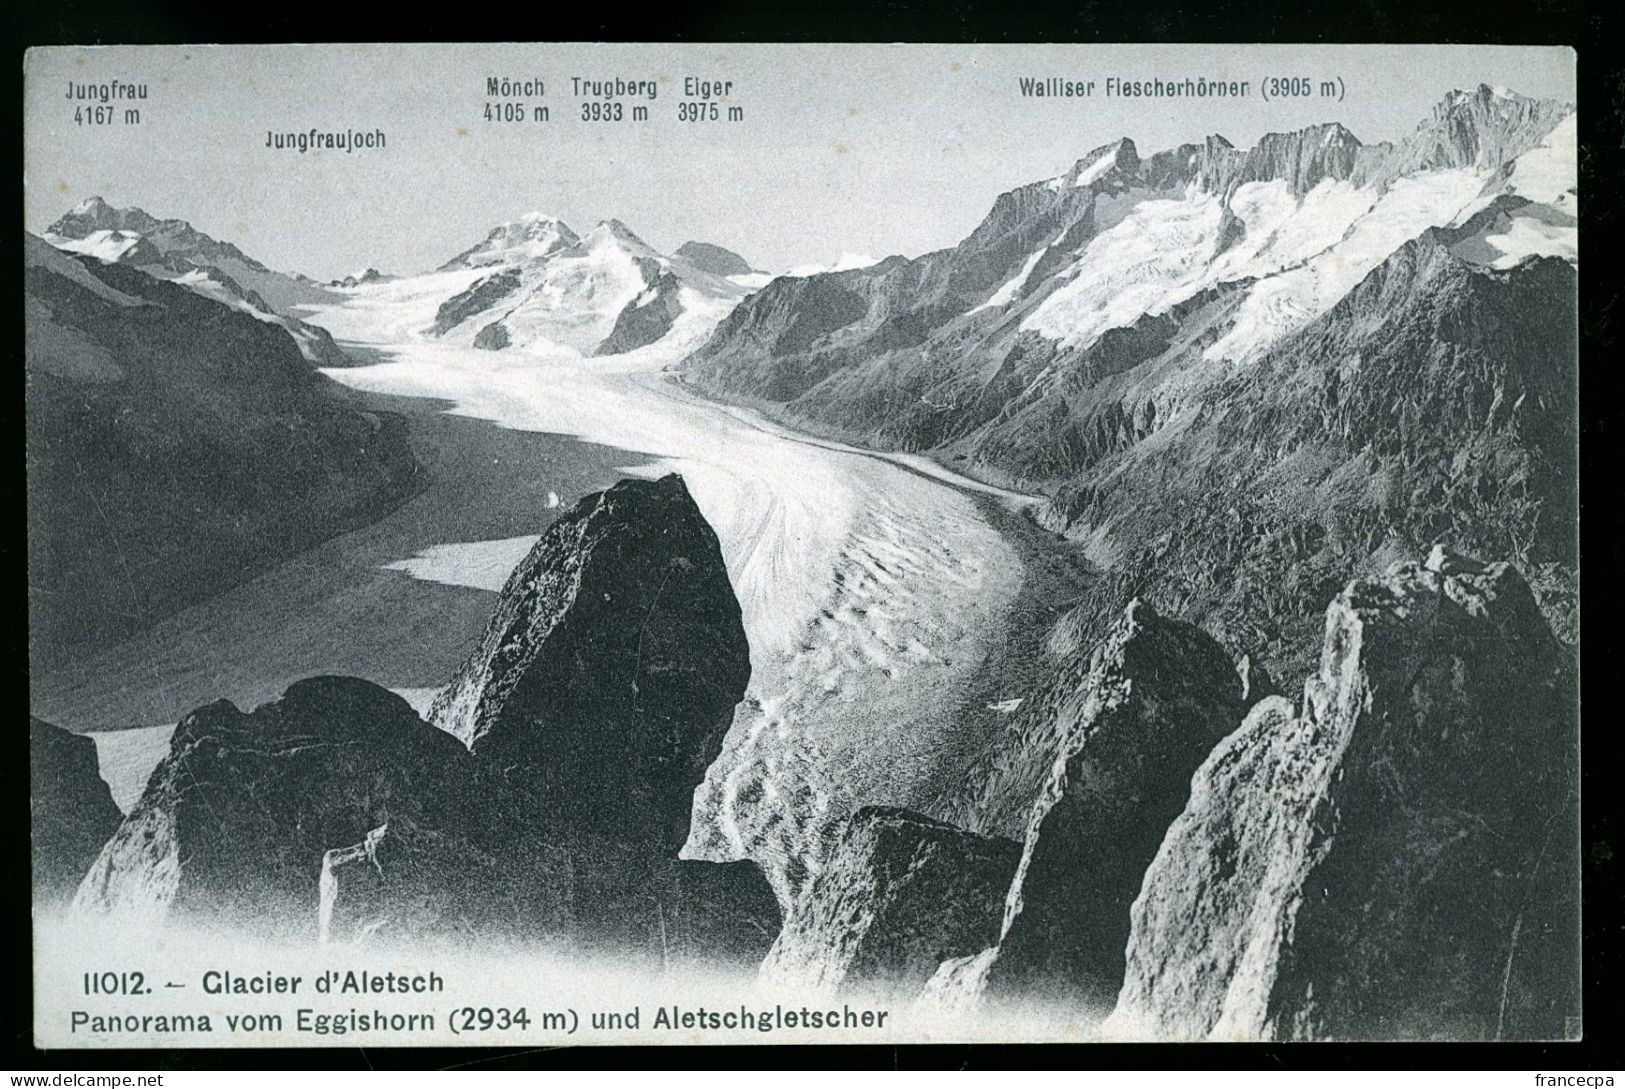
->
[677,84,1578,680]
[45,197,354,366]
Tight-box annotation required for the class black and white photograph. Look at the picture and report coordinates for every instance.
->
[21,42,1583,1050]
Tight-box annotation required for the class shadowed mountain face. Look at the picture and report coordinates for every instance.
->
[44,197,352,366]
[1051,233,1577,684]
[25,235,423,664]
[31,718,124,905]
[675,241,760,278]
[431,473,752,855]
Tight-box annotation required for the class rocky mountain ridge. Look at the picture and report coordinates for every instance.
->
[45,197,350,365]
[1108,549,1578,1041]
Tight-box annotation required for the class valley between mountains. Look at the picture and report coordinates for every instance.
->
[28,84,1579,1042]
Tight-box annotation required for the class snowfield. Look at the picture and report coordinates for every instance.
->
[305,273,1031,901]
[46,228,142,263]
[1021,165,1508,363]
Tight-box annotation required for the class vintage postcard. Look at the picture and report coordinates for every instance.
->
[24,42,1579,1047]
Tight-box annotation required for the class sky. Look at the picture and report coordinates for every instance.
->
[24,43,1575,280]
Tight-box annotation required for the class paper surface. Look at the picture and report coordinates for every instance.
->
[25,42,1580,1047]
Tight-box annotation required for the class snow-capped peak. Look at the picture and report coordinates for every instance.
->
[580,219,664,263]
[439,213,581,270]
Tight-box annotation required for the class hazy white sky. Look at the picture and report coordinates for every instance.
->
[24,43,1574,279]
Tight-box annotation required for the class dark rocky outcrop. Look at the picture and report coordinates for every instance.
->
[761,807,1020,998]
[431,473,751,854]
[25,235,423,665]
[1109,550,1579,1041]
[664,859,783,971]
[594,261,685,355]
[425,473,772,965]
[318,818,573,947]
[31,718,123,905]
[933,601,1248,1015]
[429,268,523,337]
[472,320,511,350]
[74,677,476,935]
[327,268,392,288]
[555,840,779,968]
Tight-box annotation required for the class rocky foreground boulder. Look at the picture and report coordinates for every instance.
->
[25,234,421,664]
[318,817,574,947]
[432,473,752,854]
[73,677,477,933]
[1108,549,1579,1041]
[930,601,1248,1015]
[75,474,778,968]
[31,718,123,906]
[760,807,1021,999]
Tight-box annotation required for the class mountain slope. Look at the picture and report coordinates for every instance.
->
[1050,226,1577,681]
[25,234,423,664]
[678,86,1577,681]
